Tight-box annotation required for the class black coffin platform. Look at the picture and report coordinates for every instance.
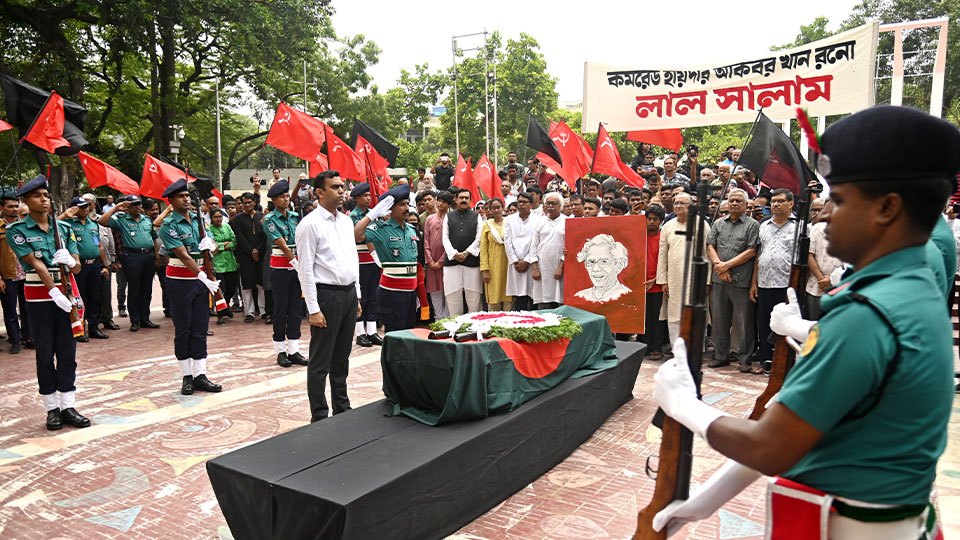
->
[207,341,645,540]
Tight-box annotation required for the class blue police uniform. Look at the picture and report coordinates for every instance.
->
[106,195,157,329]
[264,180,306,366]
[65,197,105,336]
[349,182,380,344]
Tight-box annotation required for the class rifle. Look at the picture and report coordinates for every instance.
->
[190,191,229,315]
[749,183,814,419]
[50,207,84,338]
[635,182,711,539]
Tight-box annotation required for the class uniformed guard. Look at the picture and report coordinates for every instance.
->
[353,185,419,332]
[61,197,109,341]
[264,179,307,368]
[158,179,223,396]
[349,182,381,346]
[7,176,90,430]
[651,106,960,539]
[98,194,160,332]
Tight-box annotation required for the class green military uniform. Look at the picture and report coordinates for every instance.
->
[66,215,105,332]
[350,205,380,339]
[364,216,419,332]
[107,211,156,250]
[264,209,298,266]
[66,217,101,261]
[778,245,953,505]
[926,217,956,301]
[264,207,303,359]
[107,209,157,327]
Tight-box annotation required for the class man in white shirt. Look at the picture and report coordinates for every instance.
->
[529,192,566,309]
[504,192,540,311]
[295,170,362,423]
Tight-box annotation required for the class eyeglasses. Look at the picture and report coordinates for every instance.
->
[584,258,613,268]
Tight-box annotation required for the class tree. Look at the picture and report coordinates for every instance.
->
[773,16,837,50]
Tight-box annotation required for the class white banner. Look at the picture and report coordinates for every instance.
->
[582,23,878,132]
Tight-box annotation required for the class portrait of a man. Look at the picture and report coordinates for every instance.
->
[574,234,632,303]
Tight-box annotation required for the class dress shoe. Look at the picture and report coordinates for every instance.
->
[244,315,254,323]
[163,310,171,318]
[10,341,21,354]
[356,334,373,347]
[193,374,222,392]
[367,333,384,346]
[89,328,109,339]
[181,375,194,395]
[276,352,292,368]
[60,407,91,428]
[118,308,128,318]
[22,339,34,350]
[288,352,308,366]
[46,409,63,431]
[103,320,120,330]
[216,319,226,325]
[230,304,243,313]
[263,315,272,324]
[140,320,160,329]
[129,322,139,332]
[77,335,89,343]
[707,357,730,368]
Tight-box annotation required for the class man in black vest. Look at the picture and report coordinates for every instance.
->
[441,188,483,316]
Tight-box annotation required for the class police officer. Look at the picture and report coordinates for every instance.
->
[349,182,381,346]
[61,197,109,341]
[98,194,160,332]
[7,176,90,430]
[264,179,307,368]
[651,106,960,538]
[158,179,223,396]
[353,185,419,332]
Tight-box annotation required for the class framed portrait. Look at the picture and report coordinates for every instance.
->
[563,215,646,333]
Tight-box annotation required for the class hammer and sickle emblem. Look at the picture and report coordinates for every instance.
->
[278,112,291,124]
[480,163,490,170]
[553,133,569,147]
[149,163,158,173]
[600,139,613,149]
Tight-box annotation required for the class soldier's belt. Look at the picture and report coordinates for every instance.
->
[24,269,64,302]
[379,262,418,291]
[357,243,375,264]
[166,253,204,279]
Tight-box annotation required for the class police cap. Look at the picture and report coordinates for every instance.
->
[267,179,289,198]
[381,184,410,206]
[162,178,189,198]
[15,175,48,197]
[70,196,90,208]
[350,182,370,198]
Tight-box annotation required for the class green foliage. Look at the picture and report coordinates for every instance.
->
[430,316,583,344]
[772,16,837,50]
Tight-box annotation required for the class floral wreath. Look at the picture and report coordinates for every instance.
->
[430,311,582,344]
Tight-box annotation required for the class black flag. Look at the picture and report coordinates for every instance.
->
[0,74,88,156]
[352,118,399,166]
[525,114,563,166]
[738,112,813,197]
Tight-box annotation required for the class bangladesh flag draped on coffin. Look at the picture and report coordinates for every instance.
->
[380,306,618,426]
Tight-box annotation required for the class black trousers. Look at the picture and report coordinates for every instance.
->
[215,270,239,313]
[120,252,155,324]
[156,264,169,314]
[537,302,561,310]
[513,295,534,311]
[75,261,101,325]
[358,263,380,323]
[99,271,113,323]
[1,279,29,344]
[26,301,76,395]
[757,287,787,362]
[637,291,666,352]
[308,284,357,422]
[271,268,302,342]
[168,278,209,360]
[377,287,417,332]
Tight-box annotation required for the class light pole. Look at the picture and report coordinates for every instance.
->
[169,124,185,163]
[291,58,317,176]
[215,77,222,189]
[452,30,492,159]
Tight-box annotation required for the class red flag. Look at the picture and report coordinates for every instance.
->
[473,153,498,200]
[593,125,644,188]
[0,119,11,132]
[22,92,70,154]
[356,136,391,203]
[212,188,223,203]
[626,129,684,152]
[537,121,592,190]
[325,127,365,182]
[140,154,195,199]
[78,152,139,194]
[453,154,481,204]
[308,152,329,178]
[264,102,327,161]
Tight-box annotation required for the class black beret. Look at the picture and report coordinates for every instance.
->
[161,178,188,198]
[15,175,47,197]
[381,184,410,206]
[350,182,370,198]
[267,179,289,198]
[820,106,960,186]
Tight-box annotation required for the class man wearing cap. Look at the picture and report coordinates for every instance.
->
[652,106,959,538]
[60,197,109,341]
[296,170,361,422]
[348,182,381,347]
[264,179,306,367]
[158,179,223,396]
[7,176,89,430]
[99,194,160,332]
[354,184,419,332]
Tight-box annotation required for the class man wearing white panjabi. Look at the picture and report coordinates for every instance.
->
[528,192,566,309]
[503,192,540,311]
[656,192,711,344]
[442,189,484,316]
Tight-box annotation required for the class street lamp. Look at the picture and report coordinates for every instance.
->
[170,124,185,163]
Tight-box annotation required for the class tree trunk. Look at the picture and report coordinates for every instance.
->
[157,3,177,157]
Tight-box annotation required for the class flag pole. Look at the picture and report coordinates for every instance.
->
[709,108,763,223]
[8,130,22,185]
[520,114,530,188]
[0,92,56,181]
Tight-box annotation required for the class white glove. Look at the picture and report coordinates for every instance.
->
[48,287,74,313]
[289,257,299,272]
[366,195,394,220]
[652,460,763,537]
[52,248,77,268]
[769,287,816,342]
[198,236,217,253]
[829,266,845,286]
[653,338,728,441]
[197,272,221,295]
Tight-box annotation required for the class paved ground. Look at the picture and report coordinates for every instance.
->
[0,283,957,539]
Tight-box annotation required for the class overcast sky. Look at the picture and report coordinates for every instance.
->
[331,0,863,103]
